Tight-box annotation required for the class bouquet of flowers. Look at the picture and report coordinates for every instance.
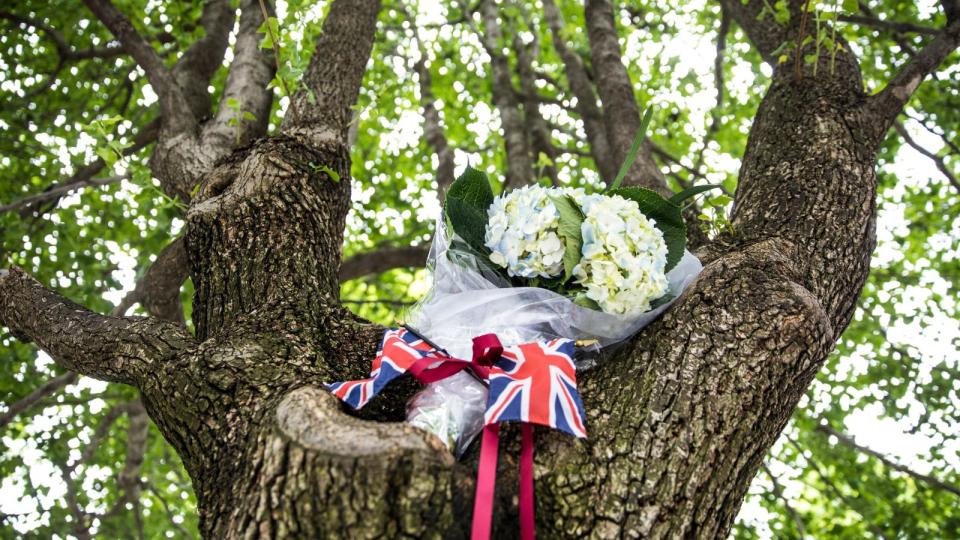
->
[404,167,706,455]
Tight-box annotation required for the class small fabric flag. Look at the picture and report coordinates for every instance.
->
[326,328,438,409]
[485,338,587,438]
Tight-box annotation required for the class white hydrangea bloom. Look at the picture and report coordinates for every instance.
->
[572,193,669,315]
[484,185,583,278]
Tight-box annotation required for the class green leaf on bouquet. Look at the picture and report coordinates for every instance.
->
[648,292,675,310]
[572,294,601,311]
[668,184,723,205]
[608,186,686,272]
[444,167,495,254]
[609,106,654,191]
[550,194,585,282]
[448,237,504,277]
[446,166,494,209]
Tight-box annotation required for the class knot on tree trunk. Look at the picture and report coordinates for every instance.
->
[211,385,475,539]
[184,136,353,339]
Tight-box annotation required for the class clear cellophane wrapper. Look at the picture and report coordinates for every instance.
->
[405,220,702,457]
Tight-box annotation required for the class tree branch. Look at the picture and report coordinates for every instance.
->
[513,15,559,185]
[54,399,150,533]
[816,423,960,498]
[7,3,232,213]
[0,175,128,216]
[111,400,149,517]
[0,267,194,385]
[339,245,430,281]
[894,121,960,191]
[341,298,415,307]
[82,0,196,135]
[868,16,960,129]
[691,6,731,177]
[584,0,667,193]
[0,10,125,100]
[282,0,382,146]
[145,483,193,538]
[54,401,142,539]
[139,1,240,199]
[1,118,159,218]
[855,1,919,58]
[542,0,616,183]
[202,0,276,152]
[70,402,137,475]
[478,0,533,189]
[60,461,93,540]
[943,0,960,24]
[0,11,126,61]
[0,371,78,428]
[906,111,960,156]
[761,463,807,538]
[837,13,941,36]
[171,0,235,119]
[112,237,190,324]
[716,0,788,62]
[785,434,892,540]
[409,10,455,199]
[416,60,455,196]
[3,185,189,435]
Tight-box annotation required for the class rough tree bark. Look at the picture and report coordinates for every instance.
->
[2,0,959,538]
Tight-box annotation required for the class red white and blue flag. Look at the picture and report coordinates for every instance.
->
[326,328,438,409]
[326,329,588,539]
[484,338,587,438]
[327,329,588,438]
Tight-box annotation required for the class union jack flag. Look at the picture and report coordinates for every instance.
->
[484,338,588,438]
[326,328,437,409]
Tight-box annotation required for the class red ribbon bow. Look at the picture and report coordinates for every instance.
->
[405,334,535,540]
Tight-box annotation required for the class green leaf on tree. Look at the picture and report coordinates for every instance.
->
[257,17,280,50]
[96,147,117,168]
[309,162,340,183]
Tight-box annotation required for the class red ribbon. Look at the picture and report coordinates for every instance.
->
[407,334,535,540]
